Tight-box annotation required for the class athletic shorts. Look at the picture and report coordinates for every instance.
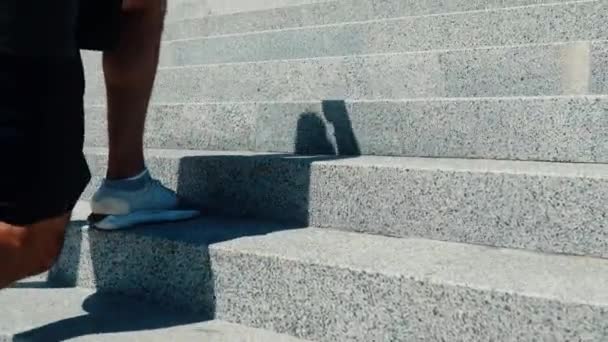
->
[77,0,123,52]
[0,54,89,225]
[0,0,122,225]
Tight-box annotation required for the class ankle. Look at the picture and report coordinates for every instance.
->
[106,163,147,180]
[103,168,151,191]
[107,149,146,180]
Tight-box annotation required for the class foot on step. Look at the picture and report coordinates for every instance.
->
[88,169,200,230]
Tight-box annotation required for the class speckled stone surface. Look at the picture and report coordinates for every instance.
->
[163,0,584,39]
[308,155,608,257]
[46,2,608,341]
[85,103,256,151]
[211,228,608,342]
[82,148,325,224]
[159,1,606,66]
[49,201,299,315]
[255,96,608,163]
[83,96,608,163]
[81,148,608,257]
[165,0,334,21]
[0,286,305,341]
[85,41,608,105]
[49,222,216,317]
[592,41,608,94]
[45,215,608,341]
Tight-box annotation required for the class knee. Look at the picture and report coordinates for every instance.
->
[17,217,68,275]
[123,0,166,25]
[109,0,165,55]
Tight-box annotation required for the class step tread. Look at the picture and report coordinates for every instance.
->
[163,0,588,39]
[85,94,608,104]
[0,284,305,341]
[60,207,608,308]
[84,40,608,105]
[51,208,608,340]
[167,0,335,19]
[153,39,608,69]
[164,0,597,42]
[80,149,608,257]
[80,39,608,72]
[84,96,608,163]
[156,1,605,66]
[182,0,580,21]
[83,147,608,179]
[213,228,608,306]
[71,201,300,246]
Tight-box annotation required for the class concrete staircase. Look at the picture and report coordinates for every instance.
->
[4,0,607,340]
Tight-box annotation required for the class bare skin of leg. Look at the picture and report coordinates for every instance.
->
[0,213,70,289]
[103,0,166,180]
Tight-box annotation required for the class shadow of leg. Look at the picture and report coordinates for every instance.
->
[322,100,361,156]
[13,292,204,342]
[295,112,336,155]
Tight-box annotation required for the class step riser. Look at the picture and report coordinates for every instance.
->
[160,2,605,66]
[85,97,608,163]
[85,41,608,104]
[163,0,586,40]
[85,104,256,152]
[50,211,299,316]
[212,248,608,342]
[50,226,216,316]
[82,150,608,257]
[308,162,608,257]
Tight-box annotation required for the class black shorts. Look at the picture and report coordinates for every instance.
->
[0,0,122,225]
[77,0,123,51]
[0,54,90,225]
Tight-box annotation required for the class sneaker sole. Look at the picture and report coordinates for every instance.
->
[89,210,200,231]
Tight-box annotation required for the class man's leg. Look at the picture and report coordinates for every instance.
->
[0,214,70,289]
[89,0,199,230]
[103,0,165,180]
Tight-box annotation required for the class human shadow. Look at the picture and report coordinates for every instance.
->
[295,111,336,155]
[12,291,203,342]
[294,100,361,156]
[34,215,301,340]
[321,100,361,156]
[176,100,361,225]
[33,100,360,340]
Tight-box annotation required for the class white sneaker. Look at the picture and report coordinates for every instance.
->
[89,170,200,230]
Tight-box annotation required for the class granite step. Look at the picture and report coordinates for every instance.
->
[49,202,302,316]
[212,228,608,342]
[84,41,608,105]
[49,214,608,341]
[1,281,305,341]
[166,0,335,22]
[159,1,605,66]
[81,148,608,257]
[85,96,608,163]
[163,0,585,35]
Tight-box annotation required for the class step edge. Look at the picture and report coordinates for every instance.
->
[210,227,608,307]
[82,147,608,179]
[163,0,598,43]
